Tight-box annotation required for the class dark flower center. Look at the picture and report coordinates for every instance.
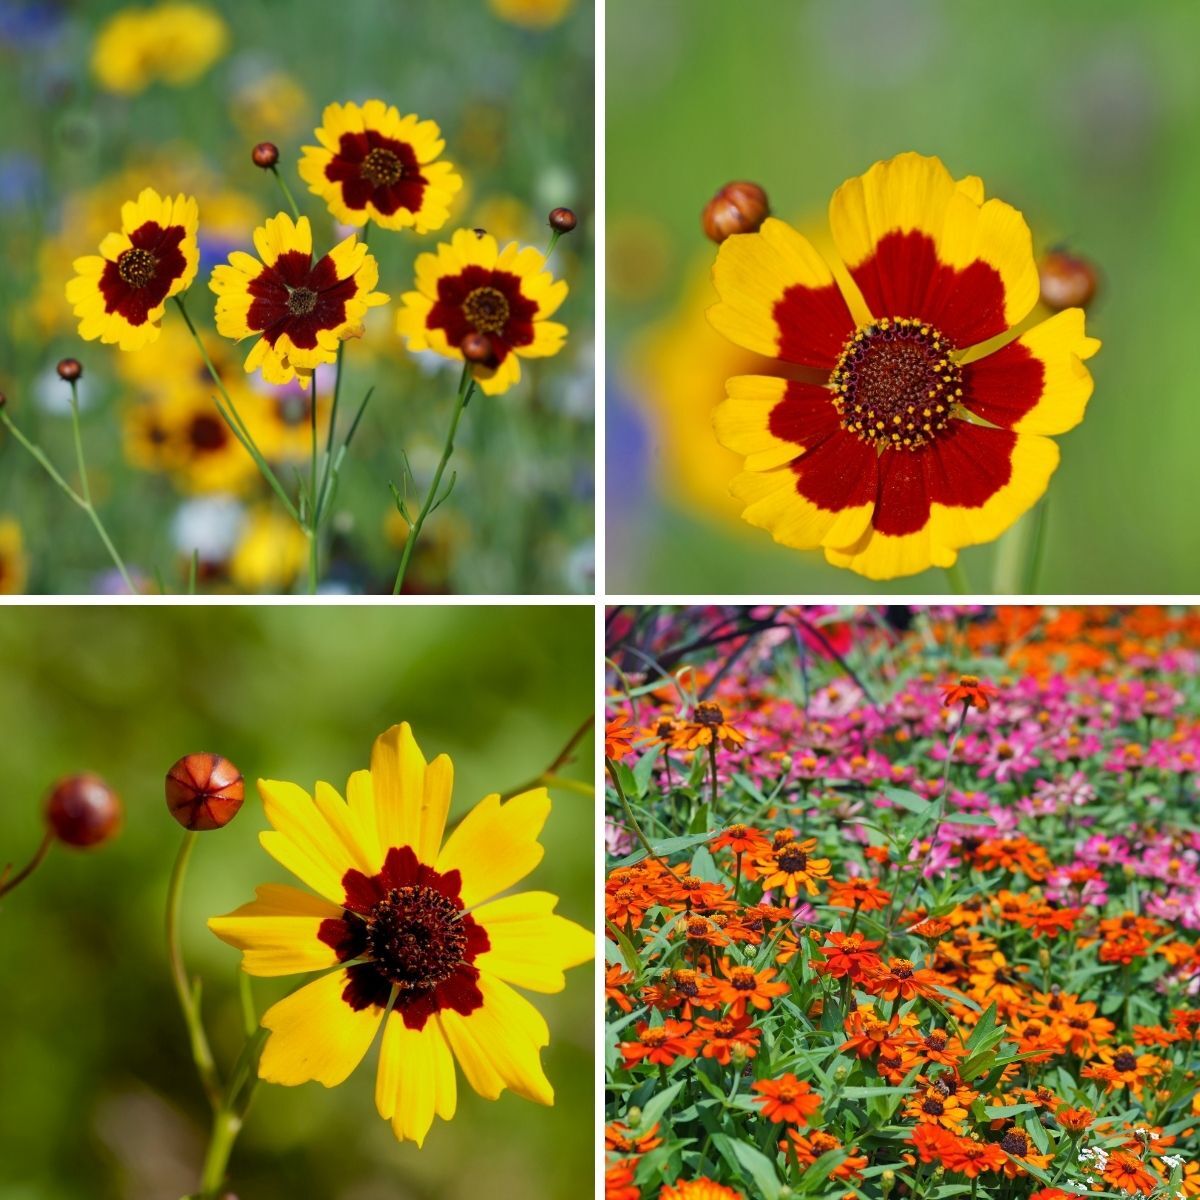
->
[730,968,756,991]
[463,285,511,334]
[922,1096,945,1116]
[288,286,319,316]
[1112,1051,1137,1072]
[891,960,914,979]
[365,884,467,991]
[361,146,403,186]
[189,414,227,451]
[117,247,158,288]
[696,702,725,727]
[777,846,808,873]
[831,317,962,451]
[1000,1131,1028,1155]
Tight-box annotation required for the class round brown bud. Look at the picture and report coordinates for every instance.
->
[45,774,122,848]
[56,358,82,382]
[165,753,244,831]
[548,206,577,234]
[251,142,279,169]
[1038,249,1098,311]
[460,331,497,366]
[702,181,769,244]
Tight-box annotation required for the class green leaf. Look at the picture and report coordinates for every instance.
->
[637,1079,685,1129]
[881,787,931,814]
[611,829,721,866]
[632,745,662,793]
[712,1134,782,1200]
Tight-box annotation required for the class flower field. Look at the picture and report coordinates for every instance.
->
[604,606,1200,1200]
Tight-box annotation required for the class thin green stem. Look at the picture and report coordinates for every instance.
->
[306,374,319,594]
[0,829,54,898]
[392,365,474,595]
[944,559,970,595]
[314,341,346,526]
[172,294,301,525]
[166,832,222,1112]
[269,165,301,220]
[545,229,563,259]
[1022,497,1049,593]
[67,380,90,505]
[198,1106,242,1198]
[606,757,661,864]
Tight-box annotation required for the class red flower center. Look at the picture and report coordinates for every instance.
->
[831,317,962,450]
[188,414,227,451]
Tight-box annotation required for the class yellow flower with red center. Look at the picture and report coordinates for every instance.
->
[396,229,568,396]
[91,3,228,95]
[208,723,592,1145]
[211,213,387,385]
[299,101,462,232]
[709,151,1101,580]
[66,188,198,351]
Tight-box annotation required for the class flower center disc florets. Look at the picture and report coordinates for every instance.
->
[831,316,963,450]
[361,146,403,186]
[695,702,724,727]
[117,246,158,288]
[463,285,510,334]
[288,286,319,315]
[365,884,467,990]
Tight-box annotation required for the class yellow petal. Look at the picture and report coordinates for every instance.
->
[374,1013,457,1146]
[369,723,453,863]
[474,890,593,993]
[207,883,344,977]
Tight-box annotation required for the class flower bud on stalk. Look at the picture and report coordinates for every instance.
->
[1039,249,1098,311]
[46,773,122,847]
[165,753,244,831]
[548,206,577,234]
[702,181,770,243]
[251,142,279,169]
[460,331,497,367]
[56,358,82,382]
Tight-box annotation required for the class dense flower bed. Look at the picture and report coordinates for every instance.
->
[604,606,1200,1200]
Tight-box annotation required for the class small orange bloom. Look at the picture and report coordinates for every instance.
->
[714,960,790,1016]
[1102,1151,1161,1196]
[942,674,998,711]
[814,931,883,981]
[751,1073,821,1124]
[1055,1105,1094,1133]
[864,957,943,1002]
[619,1019,700,1069]
[659,1180,745,1200]
[903,1086,968,1131]
[827,876,892,912]
[753,837,831,897]
[671,702,746,752]
[605,714,639,760]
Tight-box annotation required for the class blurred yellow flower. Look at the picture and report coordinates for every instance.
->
[231,71,310,139]
[396,229,567,396]
[299,101,463,233]
[66,188,199,351]
[0,518,28,594]
[91,3,229,96]
[488,0,573,29]
[228,507,307,592]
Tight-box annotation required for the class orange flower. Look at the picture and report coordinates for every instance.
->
[827,876,892,912]
[903,1086,968,1131]
[711,823,770,856]
[942,674,998,711]
[939,1135,1008,1178]
[1055,1106,1094,1133]
[786,1129,867,1178]
[864,957,943,1002]
[751,1073,821,1124]
[606,1159,640,1200]
[605,1120,664,1154]
[752,837,831,897]
[996,1128,1054,1178]
[714,960,790,1016]
[606,963,635,1013]
[605,714,639,760]
[1102,1151,1161,1196]
[694,1013,761,1064]
[814,931,883,981]
[619,1019,700,1068]
[660,1180,745,1200]
[671,702,746,751]
[1084,1045,1166,1093]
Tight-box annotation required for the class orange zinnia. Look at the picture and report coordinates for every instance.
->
[942,674,998,711]
[751,1073,821,1124]
[1102,1151,1161,1196]
[903,1086,968,1131]
[827,876,892,911]
[714,960,790,1016]
[814,931,883,981]
[865,956,943,1001]
[752,837,832,897]
[671,702,746,751]
[605,714,639,760]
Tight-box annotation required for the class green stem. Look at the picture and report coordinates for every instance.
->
[198,1106,242,1198]
[269,165,301,220]
[166,832,223,1112]
[606,757,661,864]
[1022,497,1049,593]
[944,559,969,595]
[314,341,345,526]
[306,375,319,595]
[0,829,54,898]
[392,365,474,594]
[172,295,301,525]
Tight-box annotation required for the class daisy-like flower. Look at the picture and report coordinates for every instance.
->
[66,188,198,350]
[299,100,462,232]
[671,701,747,752]
[211,213,387,385]
[752,837,831,897]
[396,229,568,396]
[942,674,999,712]
[750,1073,821,1124]
[710,152,1101,580]
[208,723,592,1145]
[660,1180,745,1200]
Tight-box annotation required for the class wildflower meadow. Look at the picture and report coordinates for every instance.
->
[605,606,1200,1200]
[0,0,593,594]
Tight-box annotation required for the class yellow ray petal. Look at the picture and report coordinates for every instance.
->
[207,883,345,977]
[474,890,594,993]
[368,722,454,862]
[374,1012,457,1146]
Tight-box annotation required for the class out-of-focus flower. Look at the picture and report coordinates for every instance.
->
[227,506,307,592]
[211,213,387,385]
[396,229,567,396]
[91,3,229,96]
[231,70,309,139]
[942,674,999,712]
[208,723,593,1143]
[66,188,198,351]
[487,0,573,29]
[0,517,29,593]
[299,101,462,233]
[709,151,1101,580]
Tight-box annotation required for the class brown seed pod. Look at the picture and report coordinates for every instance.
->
[1038,249,1098,311]
[165,753,244,831]
[460,331,497,366]
[45,774,122,848]
[251,142,279,169]
[702,181,770,244]
[548,206,577,234]
[56,358,83,382]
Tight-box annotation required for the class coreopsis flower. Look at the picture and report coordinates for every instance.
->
[66,188,198,350]
[0,517,28,594]
[299,101,462,232]
[942,674,999,712]
[750,1074,821,1124]
[211,213,387,385]
[709,151,1101,580]
[91,3,228,95]
[395,229,568,396]
[208,723,592,1145]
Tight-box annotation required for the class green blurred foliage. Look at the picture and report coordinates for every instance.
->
[606,0,1200,594]
[0,605,594,1199]
[0,0,594,594]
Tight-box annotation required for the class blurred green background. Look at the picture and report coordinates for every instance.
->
[606,0,1200,594]
[0,0,593,595]
[0,605,594,1200]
